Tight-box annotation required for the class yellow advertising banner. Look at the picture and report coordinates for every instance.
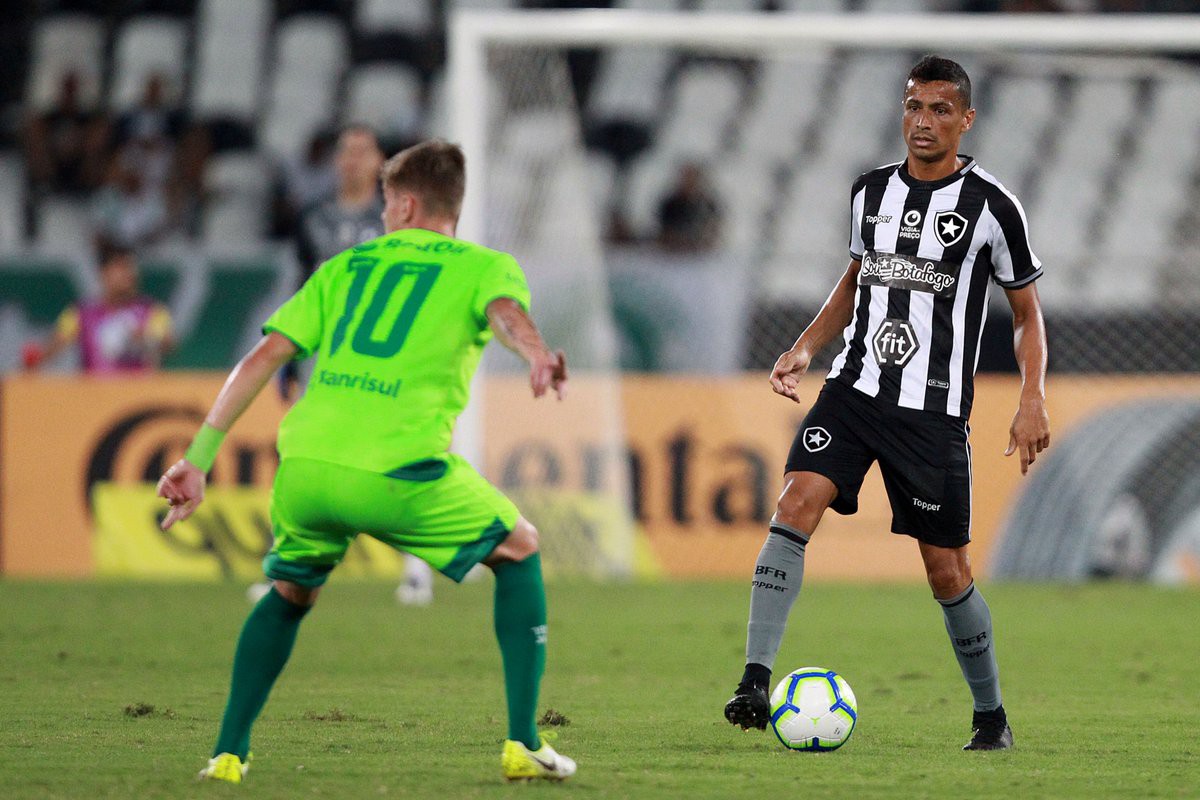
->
[92,484,407,580]
[4,372,1198,580]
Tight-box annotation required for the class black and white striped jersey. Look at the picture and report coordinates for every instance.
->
[827,156,1041,419]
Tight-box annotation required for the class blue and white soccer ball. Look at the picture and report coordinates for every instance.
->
[769,667,858,751]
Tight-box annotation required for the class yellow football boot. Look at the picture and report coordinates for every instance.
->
[501,736,576,782]
[198,752,250,784]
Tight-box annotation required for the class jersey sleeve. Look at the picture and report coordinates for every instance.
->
[848,175,867,261]
[55,306,80,341]
[145,304,173,343]
[472,253,531,326]
[985,191,1042,289]
[263,264,328,358]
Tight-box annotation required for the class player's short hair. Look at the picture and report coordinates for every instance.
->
[97,241,135,269]
[380,139,466,219]
[907,55,972,108]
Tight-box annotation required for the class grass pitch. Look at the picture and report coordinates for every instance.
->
[1,579,1197,799]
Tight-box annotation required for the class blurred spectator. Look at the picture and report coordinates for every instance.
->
[271,130,338,239]
[22,243,174,374]
[24,71,110,198]
[293,125,386,285]
[107,73,211,240]
[656,163,721,253]
[114,73,187,148]
[90,157,170,248]
[279,126,385,400]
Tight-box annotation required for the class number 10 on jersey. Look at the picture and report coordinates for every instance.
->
[330,257,442,359]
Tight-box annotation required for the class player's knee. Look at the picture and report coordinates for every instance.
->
[487,518,540,566]
[774,486,827,532]
[509,519,540,558]
[274,580,320,607]
[926,563,971,599]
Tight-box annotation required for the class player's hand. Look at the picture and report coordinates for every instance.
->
[1005,396,1050,476]
[530,349,568,400]
[21,342,44,370]
[769,346,812,403]
[156,458,207,530]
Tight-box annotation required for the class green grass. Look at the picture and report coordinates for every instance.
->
[1,580,1197,799]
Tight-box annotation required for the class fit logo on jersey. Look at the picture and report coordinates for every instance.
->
[860,250,959,297]
[873,319,919,368]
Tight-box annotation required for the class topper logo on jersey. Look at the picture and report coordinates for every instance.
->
[934,210,969,248]
[899,208,923,239]
[872,319,919,368]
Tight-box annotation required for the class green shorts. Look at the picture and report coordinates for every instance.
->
[264,455,519,587]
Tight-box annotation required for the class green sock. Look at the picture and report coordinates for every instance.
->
[493,553,547,750]
[212,587,311,759]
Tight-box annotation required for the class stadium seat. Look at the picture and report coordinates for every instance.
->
[0,155,25,250]
[655,64,746,161]
[262,15,348,157]
[192,0,271,121]
[34,197,91,257]
[357,0,435,33]
[345,64,424,139]
[110,16,190,110]
[206,152,270,201]
[1095,73,1200,285]
[589,47,674,124]
[736,52,833,163]
[444,0,515,10]
[1028,75,1137,271]
[695,0,759,11]
[970,73,1058,193]
[775,0,848,9]
[26,14,105,111]
[859,0,931,11]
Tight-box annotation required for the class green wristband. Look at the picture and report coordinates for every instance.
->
[184,423,226,472]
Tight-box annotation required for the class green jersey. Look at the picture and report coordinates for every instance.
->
[263,227,531,472]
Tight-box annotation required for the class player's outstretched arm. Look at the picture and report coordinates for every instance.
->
[157,332,298,529]
[770,259,861,402]
[486,297,567,400]
[1003,283,1050,475]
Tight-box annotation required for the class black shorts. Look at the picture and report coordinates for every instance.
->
[785,380,972,548]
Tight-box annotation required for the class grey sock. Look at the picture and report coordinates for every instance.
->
[938,582,1002,712]
[745,524,809,671]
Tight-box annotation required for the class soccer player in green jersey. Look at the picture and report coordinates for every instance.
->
[156,140,575,783]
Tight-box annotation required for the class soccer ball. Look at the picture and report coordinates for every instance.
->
[769,667,858,751]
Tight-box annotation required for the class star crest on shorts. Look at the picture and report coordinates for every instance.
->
[803,426,831,453]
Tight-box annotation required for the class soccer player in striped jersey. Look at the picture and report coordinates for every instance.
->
[724,55,1050,751]
[157,140,575,782]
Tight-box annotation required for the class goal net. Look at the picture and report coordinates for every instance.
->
[448,9,1200,582]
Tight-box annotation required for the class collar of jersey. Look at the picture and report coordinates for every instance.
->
[896,155,977,190]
